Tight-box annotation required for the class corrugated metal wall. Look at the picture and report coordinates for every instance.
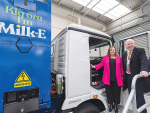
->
[106,2,150,58]
[113,25,149,58]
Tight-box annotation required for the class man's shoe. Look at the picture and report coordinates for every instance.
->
[109,103,113,112]
[114,104,118,113]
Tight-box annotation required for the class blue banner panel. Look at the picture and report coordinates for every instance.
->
[0,0,51,112]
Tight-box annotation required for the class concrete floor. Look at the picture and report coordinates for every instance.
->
[101,105,133,113]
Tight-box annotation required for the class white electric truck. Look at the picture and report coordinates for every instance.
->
[51,24,114,113]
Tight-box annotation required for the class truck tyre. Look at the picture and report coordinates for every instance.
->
[73,103,100,113]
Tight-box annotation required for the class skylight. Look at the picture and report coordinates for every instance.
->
[72,0,91,6]
[72,0,130,20]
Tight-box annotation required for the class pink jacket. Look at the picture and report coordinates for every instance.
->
[95,56,124,86]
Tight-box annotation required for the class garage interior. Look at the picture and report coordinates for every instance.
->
[51,0,149,49]
[1,0,150,112]
[50,0,150,112]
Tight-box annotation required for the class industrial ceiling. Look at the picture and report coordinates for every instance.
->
[51,0,147,24]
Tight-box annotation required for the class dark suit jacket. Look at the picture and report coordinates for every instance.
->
[122,47,150,95]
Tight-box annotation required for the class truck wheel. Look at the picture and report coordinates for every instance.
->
[73,103,100,113]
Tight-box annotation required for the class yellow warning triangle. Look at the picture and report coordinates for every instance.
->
[15,70,31,82]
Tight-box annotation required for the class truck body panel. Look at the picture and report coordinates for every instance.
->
[51,24,113,112]
[0,0,51,112]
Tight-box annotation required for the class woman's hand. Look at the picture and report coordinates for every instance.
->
[122,75,124,81]
[90,64,95,68]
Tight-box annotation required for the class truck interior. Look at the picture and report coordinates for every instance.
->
[89,36,111,90]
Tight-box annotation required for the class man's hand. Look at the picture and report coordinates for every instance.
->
[140,71,149,77]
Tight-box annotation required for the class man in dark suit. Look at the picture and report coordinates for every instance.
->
[122,39,150,113]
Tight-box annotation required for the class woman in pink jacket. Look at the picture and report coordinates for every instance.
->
[90,46,124,113]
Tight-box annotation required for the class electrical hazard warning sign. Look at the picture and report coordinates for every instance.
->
[14,70,31,88]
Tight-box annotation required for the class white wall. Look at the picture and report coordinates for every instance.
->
[51,2,106,41]
[51,12,76,41]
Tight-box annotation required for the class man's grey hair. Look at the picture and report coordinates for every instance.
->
[126,39,135,44]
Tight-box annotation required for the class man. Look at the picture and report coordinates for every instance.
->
[122,39,150,113]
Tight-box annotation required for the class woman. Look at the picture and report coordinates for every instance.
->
[90,46,124,113]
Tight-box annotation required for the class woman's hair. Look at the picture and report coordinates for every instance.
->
[107,46,117,56]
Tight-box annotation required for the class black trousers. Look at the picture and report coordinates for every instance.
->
[105,81,121,104]
[127,74,147,113]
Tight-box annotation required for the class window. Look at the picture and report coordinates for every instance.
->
[89,37,110,60]
[89,45,109,60]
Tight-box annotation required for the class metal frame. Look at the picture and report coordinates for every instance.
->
[82,0,102,17]
[95,3,120,20]
[58,0,62,5]
[95,0,126,20]
[122,73,150,113]
[117,31,149,55]
[138,0,150,16]
[79,0,93,14]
